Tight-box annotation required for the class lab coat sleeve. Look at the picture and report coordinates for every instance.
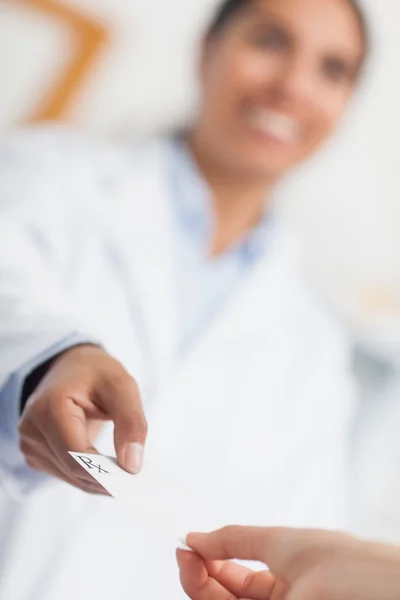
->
[0,126,106,498]
[0,334,100,500]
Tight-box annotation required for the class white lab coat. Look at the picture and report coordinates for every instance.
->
[0,127,358,599]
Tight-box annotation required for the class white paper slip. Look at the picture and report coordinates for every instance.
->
[176,537,194,552]
[69,452,218,548]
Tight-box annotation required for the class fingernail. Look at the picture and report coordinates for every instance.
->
[124,443,144,474]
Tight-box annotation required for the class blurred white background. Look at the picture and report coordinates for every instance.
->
[0,0,399,340]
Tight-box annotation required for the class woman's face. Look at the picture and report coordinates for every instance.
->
[196,0,365,179]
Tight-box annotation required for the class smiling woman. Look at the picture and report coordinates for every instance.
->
[189,0,368,182]
[0,2,387,600]
[208,0,369,54]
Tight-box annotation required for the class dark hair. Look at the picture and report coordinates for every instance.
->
[207,0,245,36]
[207,0,369,60]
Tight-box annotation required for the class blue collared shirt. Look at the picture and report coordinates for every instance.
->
[0,134,270,495]
[167,135,270,353]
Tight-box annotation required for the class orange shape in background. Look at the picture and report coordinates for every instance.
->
[10,0,109,122]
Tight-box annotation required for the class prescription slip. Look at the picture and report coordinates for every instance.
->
[70,452,268,570]
[69,452,219,550]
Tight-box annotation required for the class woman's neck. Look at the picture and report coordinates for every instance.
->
[207,179,270,256]
[187,133,274,257]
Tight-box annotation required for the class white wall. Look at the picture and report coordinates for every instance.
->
[1,0,400,341]
[0,0,216,133]
[283,0,400,347]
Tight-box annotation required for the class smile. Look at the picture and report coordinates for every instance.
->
[246,108,301,144]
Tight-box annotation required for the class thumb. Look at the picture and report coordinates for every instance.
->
[187,526,282,565]
[187,526,309,578]
[95,373,148,474]
[285,577,320,600]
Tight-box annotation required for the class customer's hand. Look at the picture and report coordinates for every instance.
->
[177,526,400,600]
[19,344,147,495]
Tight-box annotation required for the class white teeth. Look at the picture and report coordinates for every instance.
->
[247,108,300,143]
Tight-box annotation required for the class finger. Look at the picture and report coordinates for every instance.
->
[188,527,345,585]
[187,527,306,578]
[206,560,276,600]
[20,425,104,492]
[177,550,237,600]
[21,420,109,495]
[96,374,148,474]
[187,527,282,566]
[24,453,111,496]
[27,399,102,482]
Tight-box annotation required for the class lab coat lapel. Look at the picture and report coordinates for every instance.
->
[178,215,302,366]
[143,216,354,530]
[106,139,178,382]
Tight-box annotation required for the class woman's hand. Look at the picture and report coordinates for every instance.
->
[19,344,147,494]
[177,526,400,600]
